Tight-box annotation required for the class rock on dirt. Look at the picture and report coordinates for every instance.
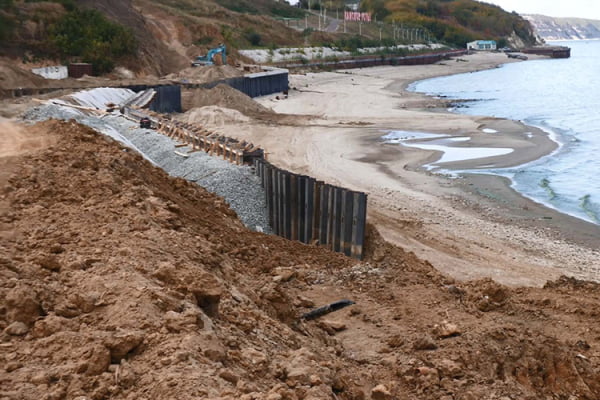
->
[1,119,600,399]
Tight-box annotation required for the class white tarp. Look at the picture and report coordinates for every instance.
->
[31,66,68,80]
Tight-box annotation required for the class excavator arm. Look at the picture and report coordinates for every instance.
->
[191,45,226,67]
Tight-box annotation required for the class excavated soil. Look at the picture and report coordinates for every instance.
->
[0,61,49,92]
[1,120,600,400]
[165,65,244,83]
[182,83,273,117]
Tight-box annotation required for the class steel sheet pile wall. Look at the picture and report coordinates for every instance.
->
[125,85,182,113]
[197,69,289,98]
[149,85,182,113]
[254,158,367,259]
[227,71,289,98]
[5,70,288,100]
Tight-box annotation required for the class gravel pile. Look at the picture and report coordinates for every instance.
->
[23,104,271,233]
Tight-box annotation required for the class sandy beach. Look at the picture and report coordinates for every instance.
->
[186,51,599,287]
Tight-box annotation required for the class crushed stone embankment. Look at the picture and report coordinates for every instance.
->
[23,102,270,233]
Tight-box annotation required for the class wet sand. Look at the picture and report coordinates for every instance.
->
[216,52,600,286]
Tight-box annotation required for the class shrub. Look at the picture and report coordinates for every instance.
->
[49,9,136,74]
[244,29,262,46]
[195,36,214,46]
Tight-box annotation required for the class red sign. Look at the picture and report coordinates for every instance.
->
[344,11,371,22]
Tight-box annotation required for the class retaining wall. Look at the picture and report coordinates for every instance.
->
[126,85,182,113]
[281,50,468,70]
[254,158,367,260]
[192,68,289,98]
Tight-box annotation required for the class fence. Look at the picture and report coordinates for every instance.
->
[254,158,367,260]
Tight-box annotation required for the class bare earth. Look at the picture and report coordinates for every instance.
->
[209,52,600,287]
[2,119,600,400]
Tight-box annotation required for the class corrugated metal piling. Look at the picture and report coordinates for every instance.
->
[254,158,367,260]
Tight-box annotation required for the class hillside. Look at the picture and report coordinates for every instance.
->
[0,0,312,75]
[358,0,537,47]
[525,14,600,41]
[0,0,538,77]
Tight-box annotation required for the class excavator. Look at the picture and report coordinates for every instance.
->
[191,44,226,67]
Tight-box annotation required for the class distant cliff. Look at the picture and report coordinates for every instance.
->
[524,14,600,41]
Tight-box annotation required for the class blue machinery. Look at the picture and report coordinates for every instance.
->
[192,44,227,67]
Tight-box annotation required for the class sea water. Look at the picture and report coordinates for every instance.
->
[409,40,600,225]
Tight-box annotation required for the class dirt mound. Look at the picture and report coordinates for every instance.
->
[177,105,251,128]
[0,119,56,158]
[1,120,600,400]
[182,83,273,116]
[164,65,244,83]
[0,60,48,90]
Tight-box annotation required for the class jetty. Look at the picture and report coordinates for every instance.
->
[522,46,571,58]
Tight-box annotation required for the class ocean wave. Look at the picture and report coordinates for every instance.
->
[579,194,599,223]
[539,178,557,201]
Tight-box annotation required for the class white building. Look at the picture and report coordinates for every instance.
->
[467,40,497,51]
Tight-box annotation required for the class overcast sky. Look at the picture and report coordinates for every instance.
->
[480,0,600,20]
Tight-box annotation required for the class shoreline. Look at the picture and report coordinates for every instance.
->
[231,52,600,286]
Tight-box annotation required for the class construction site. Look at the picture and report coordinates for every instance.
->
[2,0,600,399]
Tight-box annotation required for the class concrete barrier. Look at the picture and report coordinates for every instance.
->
[31,66,68,80]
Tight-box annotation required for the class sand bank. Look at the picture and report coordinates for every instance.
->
[210,52,599,286]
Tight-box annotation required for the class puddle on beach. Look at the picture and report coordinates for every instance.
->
[382,130,513,167]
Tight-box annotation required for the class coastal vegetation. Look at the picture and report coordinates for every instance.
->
[0,0,136,74]
[297,0,535,47]
[356,0,536,47]
[0,0,536,74]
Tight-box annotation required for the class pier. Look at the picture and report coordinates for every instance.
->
[522,46,571,58]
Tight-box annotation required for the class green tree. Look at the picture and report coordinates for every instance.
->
[49,9,136,74]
